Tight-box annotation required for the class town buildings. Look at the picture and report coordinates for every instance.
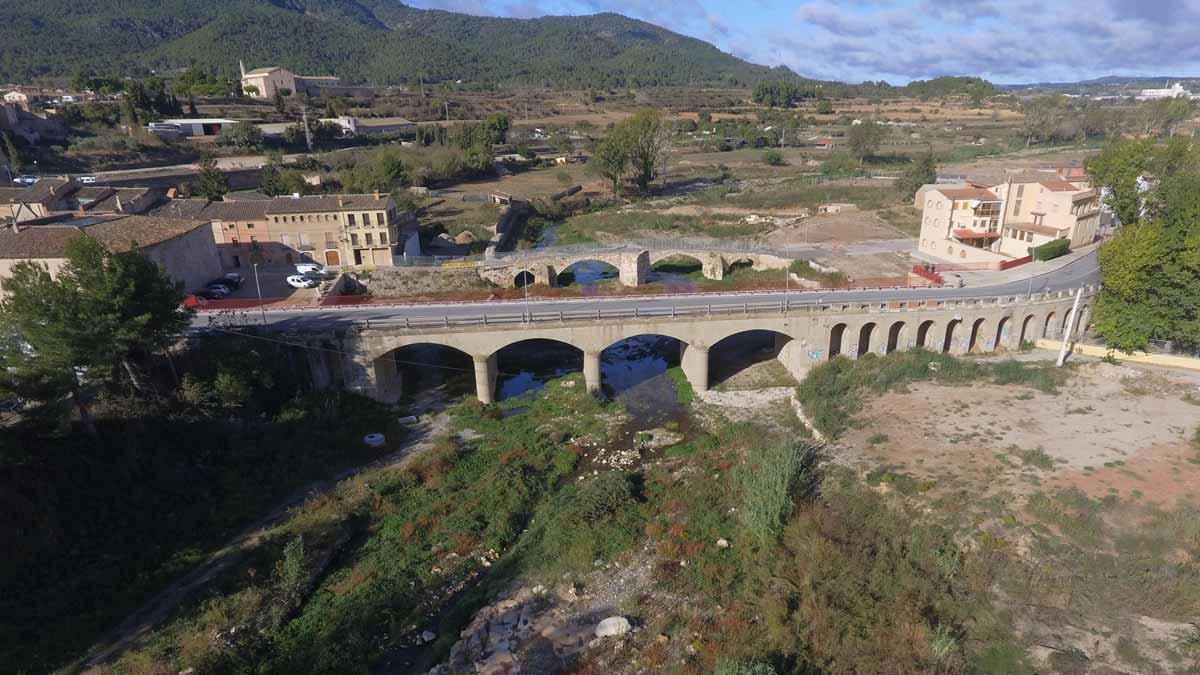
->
[149,193,419,270]
[917,175,1100,263]
[1136,82,1195,101]
[0,179,158,223]
[0,214,221,296]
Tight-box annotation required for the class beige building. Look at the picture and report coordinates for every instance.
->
[150,193,416,269]
[0,214,221,296]
[239,64,342,100]
[917,177,1100,263]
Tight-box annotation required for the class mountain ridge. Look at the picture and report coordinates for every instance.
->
[0,0,805,88]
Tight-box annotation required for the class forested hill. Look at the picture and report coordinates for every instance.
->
[0,0,803,88]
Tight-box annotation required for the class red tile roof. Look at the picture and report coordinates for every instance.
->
[938,187,1000,201]
[952,229,1001,240]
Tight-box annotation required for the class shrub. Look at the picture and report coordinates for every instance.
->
[1031,238,1070,261]
[523,471,645,577]
[736,442,821,548]
[762,149,784,166]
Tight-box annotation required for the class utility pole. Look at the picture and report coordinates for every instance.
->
[1056,287,1083,367]
[253,262,267,326]
[301,106,313,152]
[445,100,450,122]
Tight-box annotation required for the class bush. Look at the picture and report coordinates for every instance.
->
[1031,238,1070,261]
[789,259,847,284]
[762,149,784,166]
[523,471,645,577]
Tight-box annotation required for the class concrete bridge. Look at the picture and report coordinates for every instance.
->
[293,284,1096,404]
[477,243,792,288]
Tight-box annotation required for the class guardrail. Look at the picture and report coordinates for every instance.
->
[238,284,1096,332]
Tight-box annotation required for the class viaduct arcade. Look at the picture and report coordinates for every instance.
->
[301,286,1096,404]
[477,248,792,288]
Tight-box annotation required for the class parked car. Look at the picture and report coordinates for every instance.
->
[12,175,39,186]
[195,289,226,300]
[77,175,97,184]
[208,273,243,291]
[295,262,329,275]
[203,283,232,297]
[303,270,336,281]
[286,275,319,289]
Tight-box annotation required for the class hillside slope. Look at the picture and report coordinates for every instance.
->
[0,0,796,87]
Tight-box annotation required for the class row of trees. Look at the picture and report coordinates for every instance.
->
[590,110,671,194]
[1087,137,1200,351]
[1021,95,1195,147]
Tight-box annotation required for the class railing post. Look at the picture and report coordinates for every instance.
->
[444,316,449,327]
[634,307,639,318]
[405,317,410,329]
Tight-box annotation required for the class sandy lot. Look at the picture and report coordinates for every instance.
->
[839,360,1200,506]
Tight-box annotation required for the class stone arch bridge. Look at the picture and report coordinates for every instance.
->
[298,285,1096,404]
[477,245,792,288]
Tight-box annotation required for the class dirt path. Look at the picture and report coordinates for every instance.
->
[80,409,451,670]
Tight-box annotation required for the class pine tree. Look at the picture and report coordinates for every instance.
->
[0,131,20,174]
[195,154,229,200]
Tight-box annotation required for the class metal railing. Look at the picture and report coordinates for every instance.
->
[338,285,1099,332]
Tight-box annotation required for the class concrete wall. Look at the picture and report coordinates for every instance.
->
[145,225,223,293]
[313,289,1093,404]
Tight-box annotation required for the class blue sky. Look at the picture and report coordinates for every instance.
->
[407,0,1200,84]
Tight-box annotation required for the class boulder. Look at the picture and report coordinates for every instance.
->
[595,616,631,638]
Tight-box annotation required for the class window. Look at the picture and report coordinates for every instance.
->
[1016,184,1025,198]
[249,235,257,243]
[299,233,311,245]
[231,237,239,244]
[1033,214,1044,226]
[365,232,374,245]
[361,213,370,226]
[227,223,235,229]
[380,231,388,245]
[348,214,356,227]
[350,233,359,246]
[246,223,254,229]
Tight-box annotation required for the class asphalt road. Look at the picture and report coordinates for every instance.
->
[195,251,1099,331]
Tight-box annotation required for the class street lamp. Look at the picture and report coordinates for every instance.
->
[253,262,267,326]
[522,273,531,322]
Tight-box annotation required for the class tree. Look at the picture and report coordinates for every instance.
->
[896,152,938,200]
[763,149,784,166]
[195,154,229,200]
[590,128,629,195]
[816,99,834,115]
[0,236,191,435]
[622,109,670,192]
[273,89,290,114]
[218,121,264,150]
[1021,95,1065,147]
[847,119,885,165]
[1085,138,1200,227]
[484,112,510,143]
[242,84,259,97]
[0,131,21,174]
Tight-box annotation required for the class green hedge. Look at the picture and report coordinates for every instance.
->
[1031,238,1070,261]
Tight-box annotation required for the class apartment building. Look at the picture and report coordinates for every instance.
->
[150,193,416,269]
[917,177,1100,263]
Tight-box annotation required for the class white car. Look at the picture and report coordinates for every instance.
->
[295,262,329,275]
[286,275,319,289]
[77,175,97,184]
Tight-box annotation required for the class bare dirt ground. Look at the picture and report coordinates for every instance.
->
[839,359,1200,506]
[762,210,910,246]
[943,148,1100,184]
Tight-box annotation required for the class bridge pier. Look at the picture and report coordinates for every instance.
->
[680,344,709,393]
[584,351,602,393]
[473,354,498,404]
[619,251,650,286]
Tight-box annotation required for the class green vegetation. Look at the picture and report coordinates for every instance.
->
[1088,138,1200,351]
[896,151,938,200]
[762,148,784,166]
[797,351,1065,438]
[0,0,800,87]
[1030,237,1070,261]
[847,118,887,165]
[588,109,670,194]
[789,259,847,285]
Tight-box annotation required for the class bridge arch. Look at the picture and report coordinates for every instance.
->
[600,332,696,396]
[708,328,802,388]
[886,320,907,354]
[943,319,962,353]
[492,338,583,401]
[858,322,878,357]
[968,317,990,352]
[514,270,536,288]
[1060,312,1071,338]
[1043,312,1057,338]
[829,323,848,357]
[1077,304,1091,337]
[555,259,620,287]
[994,316,1011,351]
[916,320,937,349]
[726,257,755,274]
[1019,313,1037,346]
[371,341,475,404]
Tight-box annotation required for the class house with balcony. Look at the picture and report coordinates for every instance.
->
[917,178,1101,264]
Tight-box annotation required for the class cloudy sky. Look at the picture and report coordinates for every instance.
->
[407,0,1200,84]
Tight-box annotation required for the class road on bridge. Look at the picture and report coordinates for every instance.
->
[194,251,1100,330]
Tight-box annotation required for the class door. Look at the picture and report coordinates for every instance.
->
[232,255,241,268]
[325,250,340,266]
[353,250,362,265]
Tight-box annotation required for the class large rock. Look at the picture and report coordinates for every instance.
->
[594,616,631,638]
